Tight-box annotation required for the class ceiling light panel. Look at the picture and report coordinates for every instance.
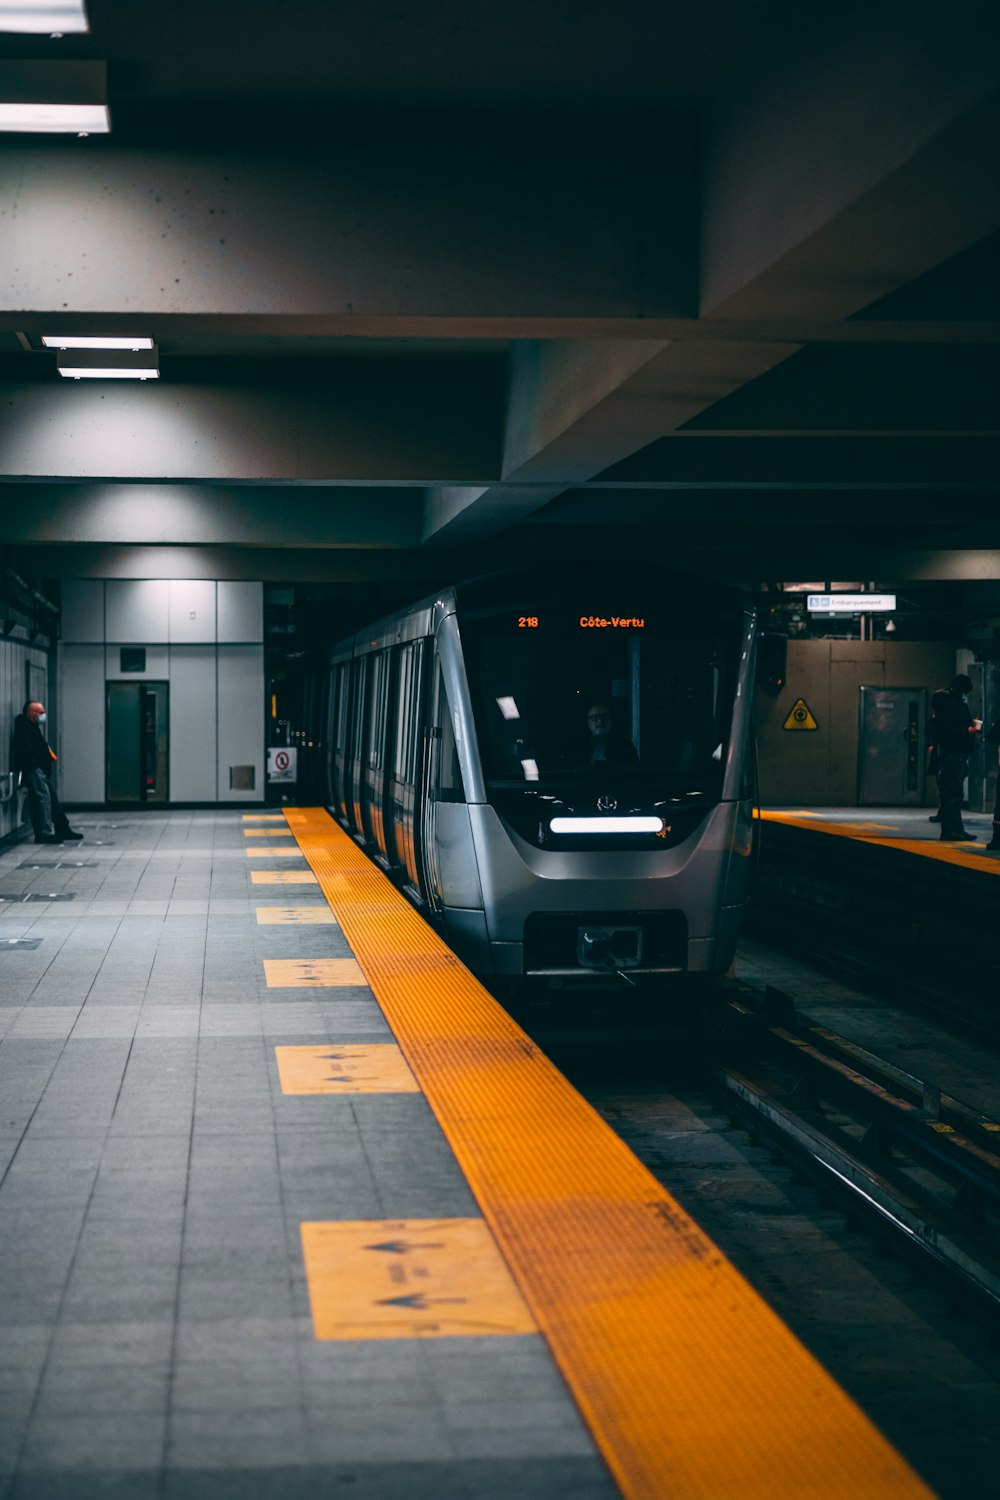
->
[0,61,108,133]
[0,102,107,132]
[0,1,89,33]
[43,336,154,350]
[56,347,160,380]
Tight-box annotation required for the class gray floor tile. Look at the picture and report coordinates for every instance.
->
[166,1409,310,1469]
[18,1411,166,1470]
[0,810,599,1499]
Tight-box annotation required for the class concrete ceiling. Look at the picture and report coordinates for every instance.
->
[0,0,998,586]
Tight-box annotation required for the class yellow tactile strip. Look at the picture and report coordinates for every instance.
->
[283,808,932,1500]
[760,809,1000,874]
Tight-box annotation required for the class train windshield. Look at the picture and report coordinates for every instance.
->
[461,602,741,794]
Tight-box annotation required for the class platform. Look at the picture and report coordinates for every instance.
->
[0,809,933,1499]
[761,806,1000,875]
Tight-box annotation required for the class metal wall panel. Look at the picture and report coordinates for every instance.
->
[105,580,170,644]
[60,580,105,643]
[755,639,955,806]
[169,580,216,644]
[216,645,264,802]
[217,581,263,643]
[105,645,170,680]
[169,647,218,801]
[58,645,106,804]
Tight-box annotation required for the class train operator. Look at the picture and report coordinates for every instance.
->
[582,702,639,769]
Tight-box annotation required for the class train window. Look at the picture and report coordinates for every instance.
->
[393,642,427,786]
[461,612,736,791]
[350,655,368,766]
[367,650,389,770]
[394,644,413,779]
[434,664,465,804]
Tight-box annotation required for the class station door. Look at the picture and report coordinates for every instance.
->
[857,687,926,806]
[106,681,169,804]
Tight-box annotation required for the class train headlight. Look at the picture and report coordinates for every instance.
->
[549,816,664,835]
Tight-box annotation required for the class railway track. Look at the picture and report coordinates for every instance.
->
[519,971,1000,1499]
[708,980,1000,1327]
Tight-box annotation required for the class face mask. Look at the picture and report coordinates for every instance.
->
[36,713,46,724]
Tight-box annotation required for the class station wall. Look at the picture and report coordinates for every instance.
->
[754,639,957,807]
[58,580,264,806]
[0,636,50,841]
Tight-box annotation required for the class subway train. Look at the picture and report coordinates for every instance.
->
[326,565,757,990]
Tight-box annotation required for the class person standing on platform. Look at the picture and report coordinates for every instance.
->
[929,675,980,842]
[10,701,83,845]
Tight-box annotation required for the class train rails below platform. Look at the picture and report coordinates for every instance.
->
[708,981,1000,1327]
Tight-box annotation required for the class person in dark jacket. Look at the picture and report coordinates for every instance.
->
[928,675,980,842]
[580,702,639,769]
[10,701,82,844]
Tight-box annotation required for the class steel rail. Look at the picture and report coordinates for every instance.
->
[710,982,1000,1321]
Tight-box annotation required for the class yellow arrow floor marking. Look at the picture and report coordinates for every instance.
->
[242,813,286,821]
[263,957,367,988]
[244,827,297,836]
[250,869,319,885]
[275,1043,419,1094]
[301,1218,538,1340]
[256,906,340,924]
[245,847,303,857]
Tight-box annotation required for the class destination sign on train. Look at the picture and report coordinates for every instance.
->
[806,594,896,613]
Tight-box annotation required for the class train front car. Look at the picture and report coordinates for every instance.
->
[445,569,757,989]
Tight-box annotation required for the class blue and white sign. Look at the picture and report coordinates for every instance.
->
[807,594,896,614]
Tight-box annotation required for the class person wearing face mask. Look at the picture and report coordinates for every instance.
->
[928,675,981,842]
[10,701,83,845]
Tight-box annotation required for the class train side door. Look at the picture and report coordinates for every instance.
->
[361,648,391,861]
[420,658,468,914]
[420,663,446,912]
[329,663,350,819]
[389,641,427,895]
[347,656,369,837]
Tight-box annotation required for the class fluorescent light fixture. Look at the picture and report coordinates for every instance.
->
[0,1,89,33]
[550,816,664,835]
[43,335,154,351]
[0,101,106,131]
[496,696,520,720]
[519,758,539,782]
[57,346,160,380]
[0,60,108,133]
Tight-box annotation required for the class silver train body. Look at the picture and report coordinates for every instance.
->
[327,568,757,987]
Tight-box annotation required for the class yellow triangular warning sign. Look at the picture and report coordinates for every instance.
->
[783,698,819,731]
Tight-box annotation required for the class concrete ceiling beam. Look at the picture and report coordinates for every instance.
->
[0,484,422,547]
[0,368,500,484]
[700,4,1000,320]
[0,123,692,322]
[421,336,800,543]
